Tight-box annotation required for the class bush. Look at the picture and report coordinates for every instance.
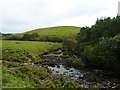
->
[62,36,77,51]
[7,34,22,40]
[22,33,39,41]
[82,35,120,71]
[76,16,120,74]
[66,57,83,69]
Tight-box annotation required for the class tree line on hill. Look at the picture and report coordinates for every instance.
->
[2,32,62,42]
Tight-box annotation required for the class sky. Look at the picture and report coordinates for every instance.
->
[0,0,120,33]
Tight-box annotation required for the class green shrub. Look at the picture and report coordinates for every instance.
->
[62,37,77,51]
[6,34,22,40]
[64,80,81,88]
[66,57,83,69]
[22,33,39,41]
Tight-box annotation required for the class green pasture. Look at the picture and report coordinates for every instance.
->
[2,40,62,55]
[25,26,80,37]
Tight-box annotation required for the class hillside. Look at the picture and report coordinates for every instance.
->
[25,26,80,37]
[4,26,80,42]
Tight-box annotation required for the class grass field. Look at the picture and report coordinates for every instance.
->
[2,40,62,63]
[2,64,34,88]
[2,40,62,55]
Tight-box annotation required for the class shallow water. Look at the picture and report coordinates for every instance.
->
[48,65,83,80]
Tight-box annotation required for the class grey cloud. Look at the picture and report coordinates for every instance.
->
[1,0,120,33]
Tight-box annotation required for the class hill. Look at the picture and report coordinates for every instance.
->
[4,26,80,42]
[25,26,80,37]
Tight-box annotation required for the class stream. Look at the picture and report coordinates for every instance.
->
[41,48,120,88]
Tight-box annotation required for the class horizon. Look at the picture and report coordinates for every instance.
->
[1,0,120,33]
[1,26,80,34]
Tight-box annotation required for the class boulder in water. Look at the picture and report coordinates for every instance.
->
[57,65,60,68]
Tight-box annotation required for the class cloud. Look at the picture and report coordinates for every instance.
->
[1,0,120,33]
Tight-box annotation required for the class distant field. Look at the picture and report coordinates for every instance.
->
[2,40,62,55]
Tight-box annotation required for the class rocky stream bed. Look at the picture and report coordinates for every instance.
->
[40,48,120,88]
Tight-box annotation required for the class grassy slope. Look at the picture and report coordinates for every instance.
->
[23,26,80,39]
[25,26,80,36]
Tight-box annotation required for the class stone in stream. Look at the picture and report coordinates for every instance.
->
[63,72,66,75]
[64,71,68,74]
[69,69,74,72]
[56,58,62,61]
[49,64,55,67]
[69,74,74,77]
[56,71,59,73]
[57,65,60,68]
[79,74,84,79]
[74,74,80,78]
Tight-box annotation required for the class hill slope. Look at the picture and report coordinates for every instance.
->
[25,26,80,37]
[4,26,80,42]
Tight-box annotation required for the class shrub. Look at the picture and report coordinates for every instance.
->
[7,34,22,40]
[22,33,39,41]
[62,36,77,51]
[66,57,83,69]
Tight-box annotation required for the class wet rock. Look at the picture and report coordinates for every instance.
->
[31,63,35,66]
[63,72,66,75]
[56,58,62,60]
[56,71,59,73]
[49,64,55,67]
[69,70,74,72]
[74,74,79,78]
[64,71,68,74]
[57,65,60,68]
[76,73,80,75]
[54,50,62,54]
[79,74,84,79]
[69,74,74,77]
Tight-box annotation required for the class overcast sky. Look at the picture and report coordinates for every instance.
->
[0,0,120,33]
